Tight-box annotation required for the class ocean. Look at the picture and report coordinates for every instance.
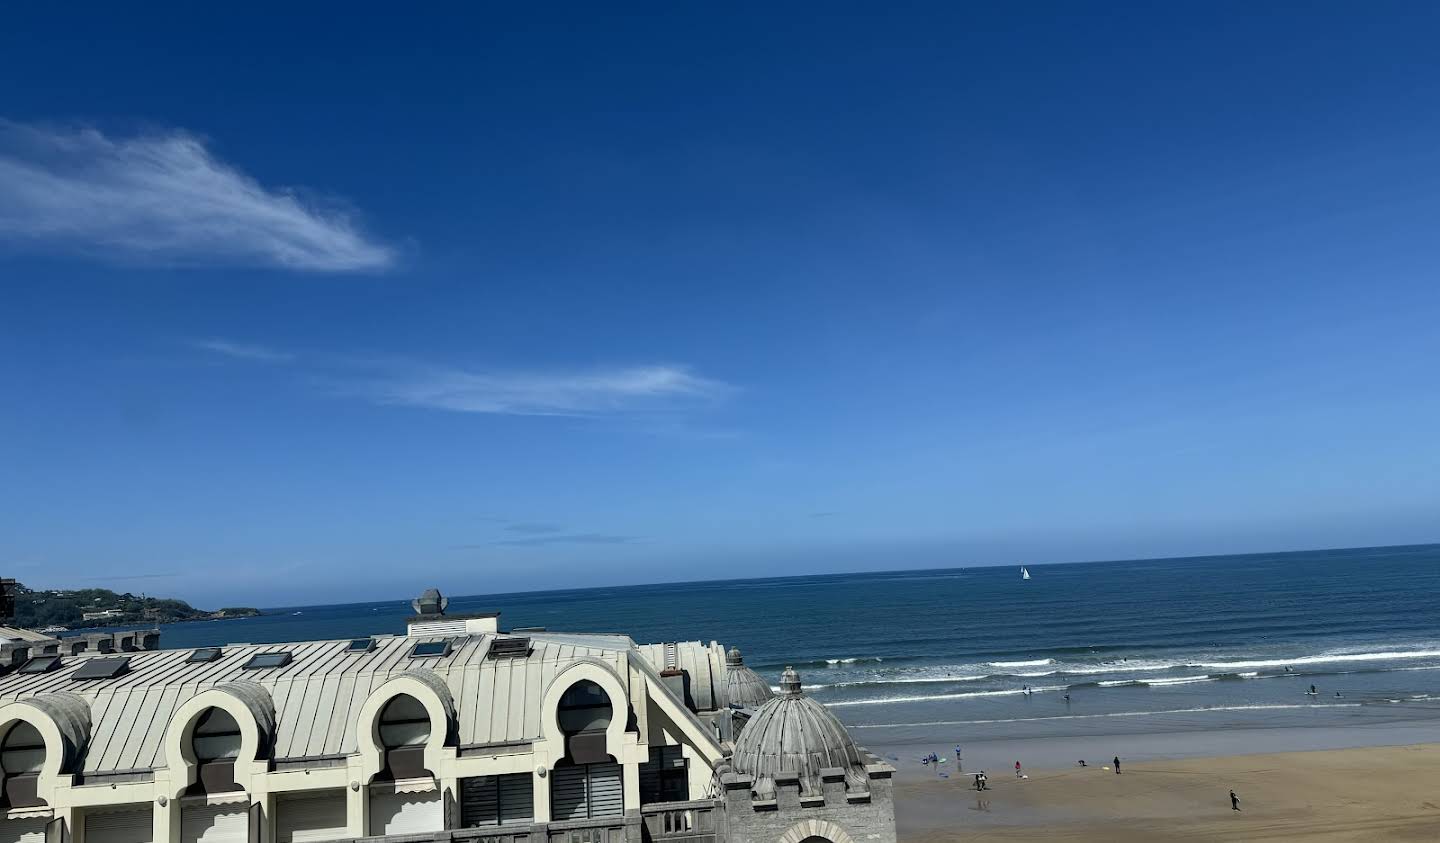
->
[139,544,1440,753]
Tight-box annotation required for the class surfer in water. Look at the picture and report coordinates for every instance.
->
[1309,684,1318,695]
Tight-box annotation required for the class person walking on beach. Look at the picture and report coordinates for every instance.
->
[1230,789,1241,811]
[1113,756,1122,774]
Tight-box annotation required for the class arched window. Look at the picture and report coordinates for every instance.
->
[193,708,242,761]
[188,708,243,794]
[378,695,431,780]
[1,722,44,774]
[1,721,46,808]
[557,681,611,735]
[379,695,430,748]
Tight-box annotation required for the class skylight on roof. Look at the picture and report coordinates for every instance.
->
[187,647,223,663]
[18,655,61,674]
[72,656,130,681]
[346,638,376,653]
[409,640,451,658]
[242,652,293,670]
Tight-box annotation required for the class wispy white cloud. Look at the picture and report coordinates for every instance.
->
[0,120,394,271]
[195,338,733,418]
[489,533,641,547]
[352,363,731,416]
[192,338,294,363]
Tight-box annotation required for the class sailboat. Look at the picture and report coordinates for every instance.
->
[1021,566,1031,580]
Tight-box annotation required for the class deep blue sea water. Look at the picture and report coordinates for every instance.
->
[133,544,1440,749]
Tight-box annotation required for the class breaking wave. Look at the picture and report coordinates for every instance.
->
[848,702,1365,728]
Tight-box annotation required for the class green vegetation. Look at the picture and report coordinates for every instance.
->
[7,582,259,630]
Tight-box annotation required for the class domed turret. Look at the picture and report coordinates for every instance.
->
[729,666,867,797]
[723,647,776,710]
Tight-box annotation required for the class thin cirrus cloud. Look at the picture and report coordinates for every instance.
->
[191,339,295,363]
[356,363,731,416]
[0,120,394,272]
[489,533,641,548]
[193,339,733,418]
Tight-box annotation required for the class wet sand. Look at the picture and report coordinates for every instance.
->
[894,743,1440,841]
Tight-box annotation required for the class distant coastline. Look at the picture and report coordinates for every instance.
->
[7,581,259,632]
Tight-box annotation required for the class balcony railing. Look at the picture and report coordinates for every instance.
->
[640,800,719,843]
[352,800,718,843]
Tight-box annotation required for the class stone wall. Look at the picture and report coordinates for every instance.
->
[719,766,895,843]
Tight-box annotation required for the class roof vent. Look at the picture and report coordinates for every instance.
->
[412,588,448,616]
[488,637,531,659]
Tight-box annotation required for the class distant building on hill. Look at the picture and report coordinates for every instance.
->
[80,610,125,622]
[0,588,894,843]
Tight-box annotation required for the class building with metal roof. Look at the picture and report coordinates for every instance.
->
[0,589,894,843]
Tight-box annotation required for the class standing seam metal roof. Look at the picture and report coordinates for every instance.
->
[0,632,633,773]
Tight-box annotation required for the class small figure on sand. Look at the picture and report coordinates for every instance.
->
[1230,789,1241,811]
[1015,761,1023,778]
[1113,756,1122,774]
[1077,759,1087,767]
[974,771,989,791]
[955,745,962,766]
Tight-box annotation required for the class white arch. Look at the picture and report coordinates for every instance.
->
[354,672,453,783]
[163,689,267,798]
[0,702,71,801]
[777,818,857,843]
[538,658,631,768]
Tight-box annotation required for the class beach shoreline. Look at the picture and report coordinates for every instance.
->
[893,740,1440,841]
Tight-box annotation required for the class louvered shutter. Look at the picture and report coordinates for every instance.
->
[0,817,47,843]
[497,774,533,825]
[587,763,623,818]
[180,804,248,843]
[368,790,441,836]
[86,807,153,843]
[551,763,623,820]
[275,791,347,843]
[460,774,533,828]
[550,766,588,821]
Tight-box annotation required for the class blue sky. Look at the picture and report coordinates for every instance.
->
[3,3,1439,607]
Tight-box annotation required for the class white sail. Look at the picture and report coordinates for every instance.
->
[1021,566,1030,580]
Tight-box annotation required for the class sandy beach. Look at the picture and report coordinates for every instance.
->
[894,743,1440,841]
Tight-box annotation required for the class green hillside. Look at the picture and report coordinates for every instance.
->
[7,582,258,630]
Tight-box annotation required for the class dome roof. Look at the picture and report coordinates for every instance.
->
[723,647,775,710]
[729,667,867,796]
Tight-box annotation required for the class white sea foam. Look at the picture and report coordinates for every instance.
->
[826,685,1069,707]
[988,658,1054,667]
[824,657,884,665]
[1142,675,1214,686]
[848,702,1364,728]
[1195,649,1440,670]
[808,675,989,690]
